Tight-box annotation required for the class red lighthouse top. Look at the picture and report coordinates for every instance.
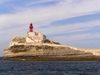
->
[29,23,33,32]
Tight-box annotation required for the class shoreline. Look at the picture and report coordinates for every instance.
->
[2,56,100,61]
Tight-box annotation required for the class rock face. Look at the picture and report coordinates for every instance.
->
[12,37,26,43]
[3,45,93,58]
[3,44,100,61]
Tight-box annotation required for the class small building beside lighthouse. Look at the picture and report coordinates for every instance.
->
[9,23,46,47]
[26,23,46,43]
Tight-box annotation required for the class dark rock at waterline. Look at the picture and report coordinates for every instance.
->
[78,72,88,75]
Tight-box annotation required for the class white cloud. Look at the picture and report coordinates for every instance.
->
[36,20,100,35]
[50,33,100,48]
[51,33,100,42]
[27,0,60,6]
[0,0,100,29]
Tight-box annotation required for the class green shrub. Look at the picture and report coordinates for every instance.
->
[11,45,24,48]
[36,46,42,50]
[44,45,53,49]
[44,39,52,44]
[10,45,54,50]
[35,45,54,50]
[53,41,60,44]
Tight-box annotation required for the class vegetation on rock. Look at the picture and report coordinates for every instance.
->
[36,45,54,50]
[10,45,54,52]
[10,45,27,53]
[52,41,60,44]
[10,45,24,48]
[44,39,60,44]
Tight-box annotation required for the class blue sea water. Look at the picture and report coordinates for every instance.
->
[0,58,100,75]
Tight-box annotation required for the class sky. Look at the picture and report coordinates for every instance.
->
[0,0,100,56]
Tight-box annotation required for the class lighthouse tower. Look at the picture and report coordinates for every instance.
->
[29,23,33,32]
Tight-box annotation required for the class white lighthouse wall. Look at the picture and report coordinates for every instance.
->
[26,37,35,43]
[27,32,35,37]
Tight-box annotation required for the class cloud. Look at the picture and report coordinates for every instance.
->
[27,0,60,6]
[36,20,100,35]
[0,0,100,29]
[50,33,100,48]
[51,33,100,42]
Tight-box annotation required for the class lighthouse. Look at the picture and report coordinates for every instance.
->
[29,23,33,32]
[9,23,46,47]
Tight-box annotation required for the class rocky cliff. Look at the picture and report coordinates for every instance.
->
[3,44,100,61]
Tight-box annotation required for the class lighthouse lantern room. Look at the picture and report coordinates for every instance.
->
[29,23,33,32]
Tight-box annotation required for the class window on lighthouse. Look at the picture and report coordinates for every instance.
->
[35,32,38,36]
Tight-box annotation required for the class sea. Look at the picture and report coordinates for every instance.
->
[0,57,100,75]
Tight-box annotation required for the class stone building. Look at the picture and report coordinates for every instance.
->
[9,23,46,47]
[26,31,46,43]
